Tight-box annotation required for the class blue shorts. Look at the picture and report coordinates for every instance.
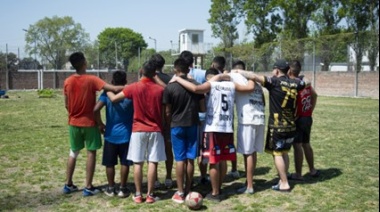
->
[102,140,133,167]
[171,125,199,161]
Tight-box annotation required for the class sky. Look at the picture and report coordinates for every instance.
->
[0,0,248,57]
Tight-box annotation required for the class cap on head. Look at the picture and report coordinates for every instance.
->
[273,59,289,70]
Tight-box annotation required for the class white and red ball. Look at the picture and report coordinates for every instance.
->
[185,191,203,210]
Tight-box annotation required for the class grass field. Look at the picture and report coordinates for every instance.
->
[0,90,378,212]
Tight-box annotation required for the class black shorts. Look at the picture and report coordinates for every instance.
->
[265,127,296,153]
[102,140,132,167]
[294,117,313,144]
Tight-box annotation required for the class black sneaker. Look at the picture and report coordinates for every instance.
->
[118,186,130,198]
[205,193,221,202]
[104,186,116,197]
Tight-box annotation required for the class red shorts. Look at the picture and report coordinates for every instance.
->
[201,132,236,164]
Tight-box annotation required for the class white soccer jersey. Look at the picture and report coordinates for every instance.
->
[230,73,265,125]
[204,81,235,133]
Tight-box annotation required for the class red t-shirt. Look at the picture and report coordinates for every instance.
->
[123,77,164,132]
[64,74,105,126]
[296,85,313,117]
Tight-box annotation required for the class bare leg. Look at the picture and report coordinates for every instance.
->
[303,143,317,174]
[245,152,257,189]
[283,153,289,175]
[198,156,208,178]
[147,162,158,195]
[120,165,129,187]
[134,162,144,194]
[219,161,227,190]
[65,156,76,185]
[86,150,96,188]
[293,143,304,179]
[209,163,220,195]
[274,154,290,190]
[231,160,237,172]
[106,166,115,186]
[185,159,195,194]
[176,161,185,193]
[165,141,173,180]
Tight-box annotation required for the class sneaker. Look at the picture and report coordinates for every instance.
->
[165,179,173,189]
[104,186,116,197]
[237,186,254,194]
[205,193,221,202]
[171,191,185,203]
[227,170,240,179]
[62,184,78,194]
[118,186,130,198]
[154,180,161,189]
[200,177,210,185]
[146,193,160,203]
[132,194,143,204]
[83,187,100,197]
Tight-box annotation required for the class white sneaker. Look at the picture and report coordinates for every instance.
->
[227,170,240,179]
[154,180,161,189]
[164,179,173,189]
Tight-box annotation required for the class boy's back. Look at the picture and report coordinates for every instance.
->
[123,78,164,132]
[64,74,105,126]
[100,92,133,143]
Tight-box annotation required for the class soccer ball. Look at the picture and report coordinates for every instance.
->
[185,191,203,210]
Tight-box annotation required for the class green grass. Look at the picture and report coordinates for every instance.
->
[0,91,378,211]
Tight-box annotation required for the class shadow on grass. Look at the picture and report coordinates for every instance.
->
[254,167,343,193]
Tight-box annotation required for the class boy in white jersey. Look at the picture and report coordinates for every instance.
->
[229,61,266,194]
[170,68,254,202]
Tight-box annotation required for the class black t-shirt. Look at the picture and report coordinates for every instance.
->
[162,76,204,128]
[156,72,173,85]
[263,75,305,134]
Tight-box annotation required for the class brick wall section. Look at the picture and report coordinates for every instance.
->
[0,71,378,99]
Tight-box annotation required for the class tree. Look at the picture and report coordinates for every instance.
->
[97,28,147,71]
[341,0,378,72]
[24,16,90,70]
[366,1,379,71]
[272,0,318,61]
[244,0,282,71]
[311,0,346,71]
[208,0,244,69]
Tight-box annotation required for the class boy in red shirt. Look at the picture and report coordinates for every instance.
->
[63,52,123,197]
[107,60,166,204]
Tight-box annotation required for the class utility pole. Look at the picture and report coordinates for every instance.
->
[149,36,157,52]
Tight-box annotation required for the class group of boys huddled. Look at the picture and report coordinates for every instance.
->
[62,50,319,205]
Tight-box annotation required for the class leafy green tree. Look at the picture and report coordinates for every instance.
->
[97,28,147,71]
[24,16,90,70]
[366,1,379,71]
[311,0,346,71]
[272,0,318,61]
[208,0,244,69]
[244,0,282,71]
[341,0,378,72]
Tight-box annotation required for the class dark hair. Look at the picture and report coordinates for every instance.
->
[174,58,190,74]
[179,50,194,67]
[112,70,127,86]
[69,52,86,71]
[289,60,302,76]
[142,60,156,78]
[150,53,165,70]
[205,67,220,79]
[212,56,226,71]
[232,60,246,70]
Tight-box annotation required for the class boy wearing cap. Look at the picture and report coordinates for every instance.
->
[233,59,307,192]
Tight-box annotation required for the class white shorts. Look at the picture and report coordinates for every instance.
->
[127,132,166,163]
[237,124,265,155]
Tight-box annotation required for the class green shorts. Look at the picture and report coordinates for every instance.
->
[68,126,102,151]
